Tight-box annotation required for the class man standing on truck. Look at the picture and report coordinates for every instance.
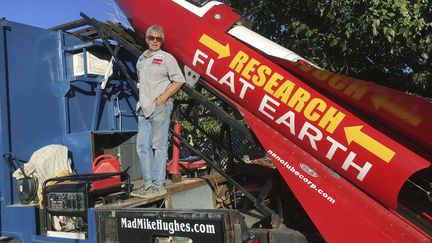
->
[133,25,185,198]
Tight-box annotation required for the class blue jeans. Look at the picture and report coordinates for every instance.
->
[136,99,173,189]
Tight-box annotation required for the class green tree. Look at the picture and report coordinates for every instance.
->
[224,0,432,97]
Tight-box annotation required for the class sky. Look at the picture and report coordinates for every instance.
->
[0,0,130,29]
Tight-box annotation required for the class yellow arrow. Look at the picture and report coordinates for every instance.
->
[371,95,422,127]
[344,126,395,163]
[199,34,231,59]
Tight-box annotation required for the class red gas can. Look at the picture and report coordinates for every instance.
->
[91,154,121,190]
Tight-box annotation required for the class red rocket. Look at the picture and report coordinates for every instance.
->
[116,0,432,242]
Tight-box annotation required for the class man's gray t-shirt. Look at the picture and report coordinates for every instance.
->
[136,49,185,117]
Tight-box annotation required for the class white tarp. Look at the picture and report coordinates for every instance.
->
[13,144,73,188]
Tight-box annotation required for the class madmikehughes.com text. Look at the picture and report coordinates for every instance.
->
[121,217,216,235]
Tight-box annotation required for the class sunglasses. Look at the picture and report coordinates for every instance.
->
[147,35,163,42]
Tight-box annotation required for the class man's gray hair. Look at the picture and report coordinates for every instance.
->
[146,25,165,40]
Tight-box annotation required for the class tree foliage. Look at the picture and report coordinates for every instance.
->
[223,0,432,97]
